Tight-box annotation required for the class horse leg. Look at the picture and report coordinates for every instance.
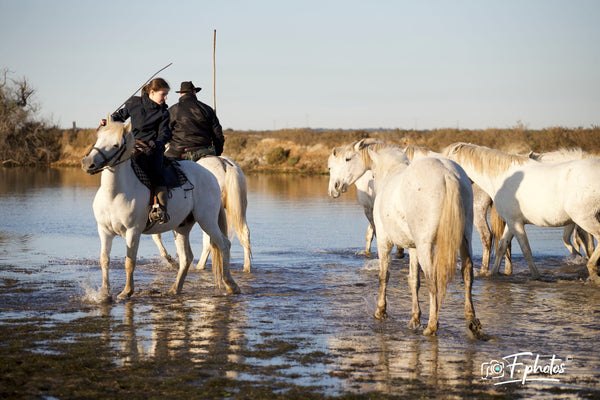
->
[473,207,492,275]
[489,226,513,276]
[585,244,600,284]
[472,186,492,275]
[420,248,439,336]
[562,224,580,257]
[237,222,252,273]
[169,224,194,295]
[374,238,394,320]
[362,223,374,255]
[459,237,484,340]
[504,241,513,275]
[407,248,421,329]
[511,222,541,279]
[195,231,211,270]
[152,232,177,267]
[118,229,141,299]
[98,228,114,303]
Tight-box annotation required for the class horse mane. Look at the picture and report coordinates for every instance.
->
[353,139,402,169]
[401,145,433,162]
[534,147,597,161]
[442,142,530,177]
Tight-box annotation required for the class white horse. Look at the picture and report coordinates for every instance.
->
[330,140,511,275]
[329,141,484,338]
[152,155,252,272]
[529,148,597,258]
[81,118,240,301]
[443,142,600,284]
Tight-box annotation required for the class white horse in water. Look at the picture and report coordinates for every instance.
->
[81,119,240,301]
[528,148,598,259]
[152,155,252,272]
[329,141,484,338]
[444,142,600,284]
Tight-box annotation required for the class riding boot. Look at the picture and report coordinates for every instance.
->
[150,186,170,224]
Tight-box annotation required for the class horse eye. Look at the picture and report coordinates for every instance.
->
[345,156,352,162]
[113,144,119,148]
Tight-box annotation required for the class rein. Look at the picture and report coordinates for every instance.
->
[85,136,130,174]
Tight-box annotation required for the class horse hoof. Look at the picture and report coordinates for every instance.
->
[374,309,387,320]
[117,291,132,300]
[586,275,600,286]
[100,294,113,304]
[467,318,487,340]
[423,327,436,336]
[226,283,241,294]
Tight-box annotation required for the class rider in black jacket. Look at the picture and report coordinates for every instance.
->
[165,81,224,161]
[110,78,172,223]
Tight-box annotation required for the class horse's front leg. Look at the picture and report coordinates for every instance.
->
[118,229,141,300]
[407,248,421,329]
[489,225,513,276]
[511,222,540,279]
[99,227,114,303]
[362,223,374,255]
[584,235,600,285]
[374,238,394,320]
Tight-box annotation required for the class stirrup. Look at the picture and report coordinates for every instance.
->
[149,204,170,224]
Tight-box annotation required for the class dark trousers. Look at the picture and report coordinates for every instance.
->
[134,147,166,187]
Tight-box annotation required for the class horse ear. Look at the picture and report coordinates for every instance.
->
[354,139,366,150]
[106,114,111,125]
[332,147,337,157]
[367,147,378,163]
[123,121,132,134]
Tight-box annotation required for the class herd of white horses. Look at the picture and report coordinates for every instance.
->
[82,119,600,339]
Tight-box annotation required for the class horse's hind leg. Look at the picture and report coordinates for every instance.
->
[363,224,374,255]
[152,233,177,267]
[195,231,211,270]
[407,248,421,329]
[459,237,485,340]
[169,223,194,295]
[374,238,394,320]
[237,222,252,272]
[472,186,492,275]
[489,225,514,276]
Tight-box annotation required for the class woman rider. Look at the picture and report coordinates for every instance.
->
[101,77,172,223]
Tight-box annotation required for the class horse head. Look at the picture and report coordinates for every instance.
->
[81,115,133,174]
[327,142,373,198]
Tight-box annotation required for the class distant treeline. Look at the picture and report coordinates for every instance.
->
[2,69,599,170]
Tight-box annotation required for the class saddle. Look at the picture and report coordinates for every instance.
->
[131,157,188,191]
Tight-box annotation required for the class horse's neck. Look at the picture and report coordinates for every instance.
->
[462,158,532,198]
[99,160,141,199]
[372,161,408,193]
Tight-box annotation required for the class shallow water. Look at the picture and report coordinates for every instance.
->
[0,167,598,398]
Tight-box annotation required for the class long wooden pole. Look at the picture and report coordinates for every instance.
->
[213,29,217,113]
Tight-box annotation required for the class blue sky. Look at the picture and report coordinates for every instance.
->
[1,0,598,130]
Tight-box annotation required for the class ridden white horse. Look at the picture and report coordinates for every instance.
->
[81,118,240,301]
[152,155,252,272]
[329,142,484,338]
[529,148,597,259]
[443,142,600,284]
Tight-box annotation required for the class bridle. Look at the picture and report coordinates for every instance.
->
[84,133,130,174]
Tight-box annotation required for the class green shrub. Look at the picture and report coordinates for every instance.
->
[265,146,289,165]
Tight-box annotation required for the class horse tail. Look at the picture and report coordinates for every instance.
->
[223,161,249,240]
[490,204,505,256]
[210,204,229,289]
[434,174,464,304]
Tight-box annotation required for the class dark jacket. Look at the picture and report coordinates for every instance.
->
[166,93,224,157]
[111,94,172,148]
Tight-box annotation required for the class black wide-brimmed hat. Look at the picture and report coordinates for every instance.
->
[176,81,202,93]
